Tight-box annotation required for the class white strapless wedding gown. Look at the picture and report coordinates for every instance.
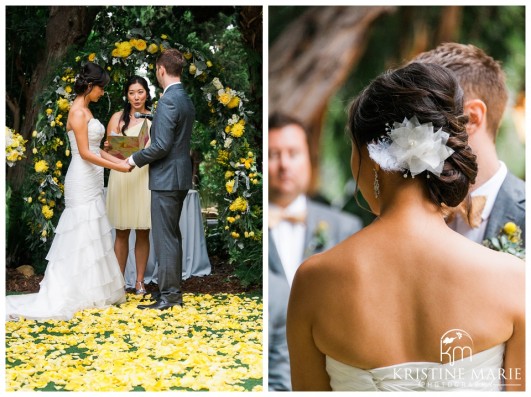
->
[326,344,506,391]
[6,119,126,321]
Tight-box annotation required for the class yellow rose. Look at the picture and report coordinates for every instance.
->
[41,205,54,219]
[226,179,235,194]
[34,160,49,173]
[32,148,38,154]
[503,222,518,236]
[218,93,231,106]
[229,197,248,212]
[206,60,213,67]
[231,232,240,239]
[147,43,159,54]
[161,34,168,39]
[227,96,240,109]
[112,41,132,58]
[57,98,71,112]
[56,161,63,169]
[189,63,197,75]
[136,39,148,51]
[65,86,72,93]
[88,53,96,62]
[183,52,192,60]
[227,217,236,223]
[45,108,53,116]
[26,197,32,203]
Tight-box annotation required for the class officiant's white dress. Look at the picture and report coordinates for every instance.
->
[326,343,506,391]
[6,118,126,321]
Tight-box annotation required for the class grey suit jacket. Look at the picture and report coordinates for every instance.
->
[132,83,195,191]
[484,171,525,247]
[268,199,363,391]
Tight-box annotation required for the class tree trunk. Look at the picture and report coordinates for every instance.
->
[269,6,396,193]
[7,6,101,189]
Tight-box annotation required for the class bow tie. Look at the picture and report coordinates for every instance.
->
[268,208,306,229]
[442,195,487,229]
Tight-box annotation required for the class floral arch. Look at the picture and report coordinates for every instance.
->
[22,31,262,276]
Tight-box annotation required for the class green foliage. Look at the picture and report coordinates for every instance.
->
[15,7,262,285]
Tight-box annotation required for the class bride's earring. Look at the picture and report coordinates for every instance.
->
[373,168,380,199]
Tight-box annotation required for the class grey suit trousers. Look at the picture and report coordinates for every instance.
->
[151,189,189,304]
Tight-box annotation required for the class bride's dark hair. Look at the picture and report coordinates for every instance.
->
[74,62,110,96]
[348,62,477,207]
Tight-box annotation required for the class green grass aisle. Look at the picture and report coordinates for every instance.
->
[6,293,263,391]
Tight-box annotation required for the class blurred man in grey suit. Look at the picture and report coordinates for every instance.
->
[414,43,525,245]
[128,48,195,310]
[268,113,362,390]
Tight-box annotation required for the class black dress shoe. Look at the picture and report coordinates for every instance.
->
[137,300,182,310]
[149,291,161,300]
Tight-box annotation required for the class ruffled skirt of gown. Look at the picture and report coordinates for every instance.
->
[6,195,126,321]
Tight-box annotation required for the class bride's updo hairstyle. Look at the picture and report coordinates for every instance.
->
[348,62,477,207]
[74,62,110,96]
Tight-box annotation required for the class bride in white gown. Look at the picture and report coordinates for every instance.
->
[6,62,132,321]
[287,63,525,391]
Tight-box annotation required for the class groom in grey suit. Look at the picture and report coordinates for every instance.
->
[268,113,362,390]
[414,43,525,245]
[128,48,195,310]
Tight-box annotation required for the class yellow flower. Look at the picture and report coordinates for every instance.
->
[206,60,213,67]
[34,160,49,173]
[183,52,193,60]
[107,66,111,71]
[231,232,240,239]
[227,217,236,223]
[50,121,56,127]
[189,63,197,75]
[48,200,55,207]
[217,150,229,164]
[225,125,231,133]
[210,140,217,147]
[130,38,147,51]
[56,161,63,169]
[229,197,248,212]
[230,123,245,138]
[26,197,32,203]
[46,108,53,116]
[218,92,231,106]
[32,148,38,154]
[503,222,518,236]
[225,171,234,179]
[248,151,253,157]
[41,205,54,219]
[41,229,47,237]
[88,53,96,62]
[65,85,72,93]
[241,157,253,169]
[65,149,70,157]
[57,98,71,112]
[161,34,168,39]
[226,179,235,194]
[75,56,81,62]
[147,43,159,54]
[112,41,133,58]
[227,96,240,109]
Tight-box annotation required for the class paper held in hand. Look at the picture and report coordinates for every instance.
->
[107,119,150,160]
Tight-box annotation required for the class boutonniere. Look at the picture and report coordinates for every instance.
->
[483,222,525,259]
[305,221,329,256]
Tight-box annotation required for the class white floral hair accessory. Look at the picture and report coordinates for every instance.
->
[367,115,454,178]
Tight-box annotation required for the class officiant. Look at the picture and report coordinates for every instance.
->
[104,75,153,295]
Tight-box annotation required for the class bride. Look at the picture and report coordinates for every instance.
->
[286,62,525,391]
[6,62,132,321]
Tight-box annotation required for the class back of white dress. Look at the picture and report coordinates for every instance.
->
[326,344,506,391]
[6,119,125,321]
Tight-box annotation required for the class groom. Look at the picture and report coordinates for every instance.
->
[127,48,195,310]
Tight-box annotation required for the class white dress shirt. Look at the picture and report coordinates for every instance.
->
[270,195,307,287]
[448,161,508,243]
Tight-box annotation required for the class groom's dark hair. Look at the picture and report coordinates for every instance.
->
[157,48,185,77]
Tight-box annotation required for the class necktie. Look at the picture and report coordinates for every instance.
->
[268,208,306,229]
[442,195,487,228]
